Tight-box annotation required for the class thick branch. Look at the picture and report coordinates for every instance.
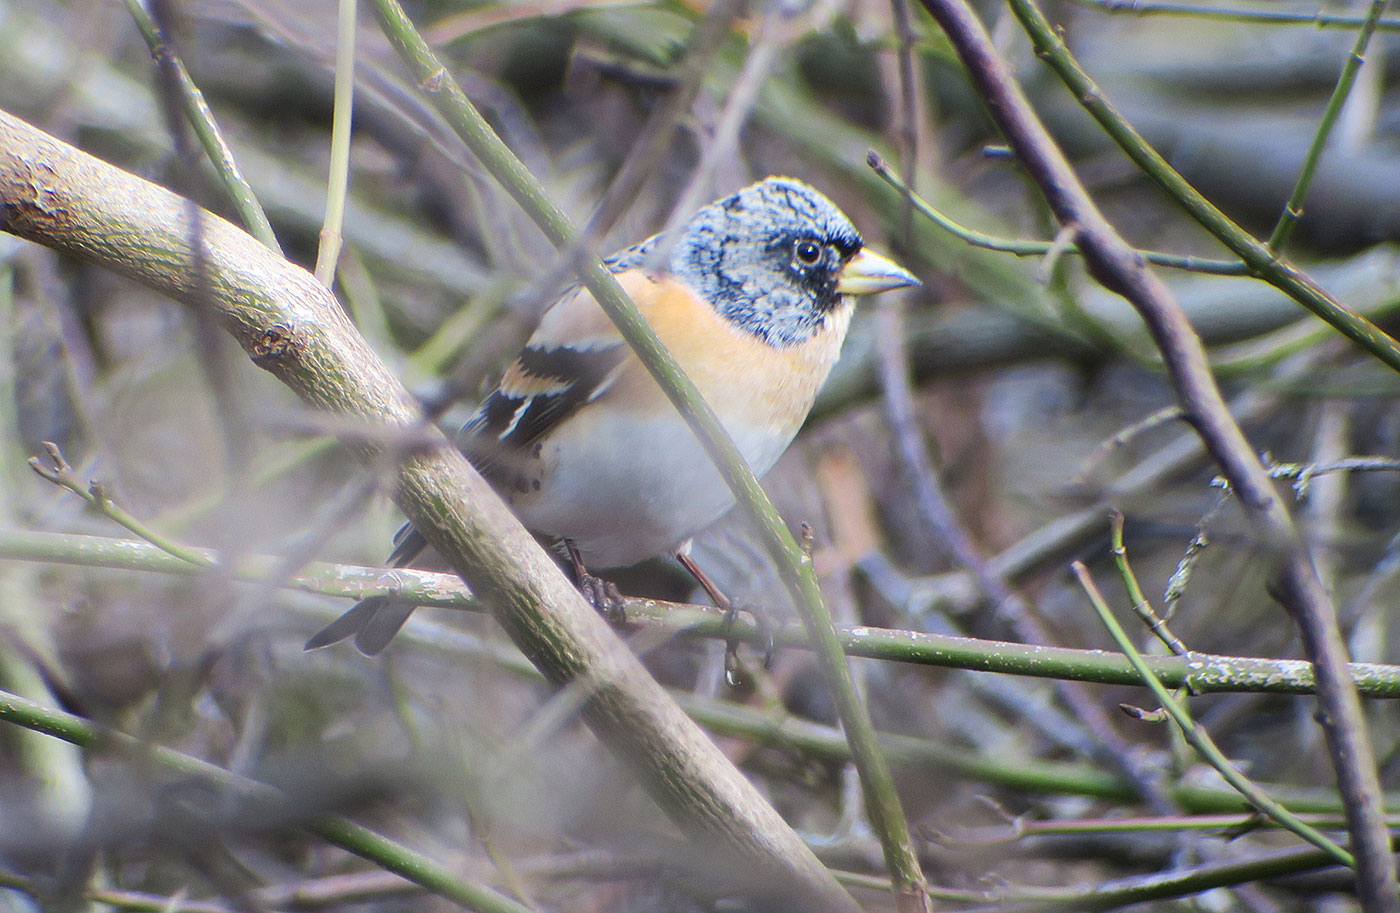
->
[0,107,857,913]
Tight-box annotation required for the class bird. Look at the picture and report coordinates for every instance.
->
[306,176,919,656]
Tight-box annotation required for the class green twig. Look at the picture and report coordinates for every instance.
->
[364,0,920,903]
[121,0,281,253]
[676,688,1400,814]
[1006,0,1400,374]
[951,838,1396,913]
[1073,561,1356,868]
[27,443,212,568]
[1110,509,1194,767]
[1268,0,1390,252]
[314,0,358,285]
[995,811,1398,836]
[307,817,537,913]
[1069,0,1400,29]
[839,837,1400,913]
[869,151,1250,276]
[1109,512,1187,656]
[7,528,1400,698]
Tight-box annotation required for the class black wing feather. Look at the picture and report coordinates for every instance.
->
[459,343,627,481]
[308,255,646,654]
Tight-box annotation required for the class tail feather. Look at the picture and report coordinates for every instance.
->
[387,524,428,567]
[304,597,385,651]
[305,596,419,655]
[353,599,417,656]
[304,522,431,655]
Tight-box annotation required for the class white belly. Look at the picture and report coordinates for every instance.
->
[513,407,792,568]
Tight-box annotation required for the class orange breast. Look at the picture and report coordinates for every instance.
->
[613,273,854,434]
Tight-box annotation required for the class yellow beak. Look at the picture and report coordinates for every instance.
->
[835,248,920,296]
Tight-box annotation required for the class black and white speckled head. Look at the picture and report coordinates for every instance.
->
[677,178,865,346]
[608,178,892,347]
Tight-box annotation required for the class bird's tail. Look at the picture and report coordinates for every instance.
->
[304,595,418,656]
[305,523,428,655]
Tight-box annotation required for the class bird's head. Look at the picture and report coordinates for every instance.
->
[667,177,920,346]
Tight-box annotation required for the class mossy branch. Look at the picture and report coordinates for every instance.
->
[0,107,856,913]
[4,528,1400,698]
[365,1,923,904]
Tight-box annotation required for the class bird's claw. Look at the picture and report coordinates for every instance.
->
[721,602,773,686]
[581,574,626,624]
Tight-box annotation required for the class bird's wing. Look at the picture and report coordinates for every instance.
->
[458,269,667,475]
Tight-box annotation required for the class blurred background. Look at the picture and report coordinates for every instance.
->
[1,0,1399,910]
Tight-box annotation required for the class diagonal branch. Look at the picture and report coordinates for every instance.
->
[0,107,859,913]
[1007,0,1400,374]
[912,1,1399,908]
[363,2,926,905]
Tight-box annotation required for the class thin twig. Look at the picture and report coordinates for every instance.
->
[28,442,212,568]
[868,152,1250,276]
[314,0,358,285]
[1074,560,1355,867]
[1109,512,1188,656]
[1267,0,1390,252]
[915,0,1399,902]
[120,0,281,253]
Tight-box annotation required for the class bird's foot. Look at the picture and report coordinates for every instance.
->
[674,550,774,685]
[564,538,626,624]
[721,601,775,686]
[581,573,626,624]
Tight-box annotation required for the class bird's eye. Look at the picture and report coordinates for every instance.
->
[794,240,822,265]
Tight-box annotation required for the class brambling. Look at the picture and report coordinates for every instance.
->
[307,176,919,655]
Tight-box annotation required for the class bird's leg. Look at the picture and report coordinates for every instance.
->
[564,538,625,624]
[675,551,774,681]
